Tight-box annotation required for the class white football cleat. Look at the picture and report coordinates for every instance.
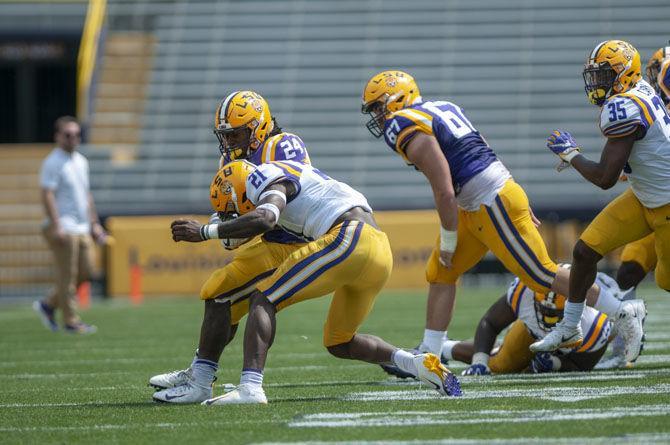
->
[594,353,628,370]
[614,299,646,363]
[414,353,462,397]
[201,383,268,405]
[530,322,583,353]
[149,367,192,389]
[153,381,212,404]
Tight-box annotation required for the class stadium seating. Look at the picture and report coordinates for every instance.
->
[85,0,670,216]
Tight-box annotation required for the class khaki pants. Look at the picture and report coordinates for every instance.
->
[43,226,94,326]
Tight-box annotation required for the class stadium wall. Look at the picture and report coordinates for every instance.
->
[107,211,441,296]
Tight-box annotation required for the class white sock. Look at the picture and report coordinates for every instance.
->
[421,329,447,355]
[392,349,418,376]
[562,301,585,328]
[240,368,264,388]
[192,358,217,388]
[594,287,623,317]
[190,349,200,367]
[442,340,459,360]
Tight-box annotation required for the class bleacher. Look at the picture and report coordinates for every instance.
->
[89,0,670,216]
[0,0,668,298]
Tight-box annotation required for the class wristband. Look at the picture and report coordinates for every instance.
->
[256,203,281,224]
[561,148,580,163]
[471,352,490,366]
[259,189,287,205]
[200,224,220,240]
[440,227,457,252]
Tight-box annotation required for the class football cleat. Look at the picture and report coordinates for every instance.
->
[414,353,462,397]
[64,322,97,335]
[380,363,416,379]
[201,383,268,405]
[153,380,212,404]
[379,346,422,379]
[614,299,646,363]
[149,367,193,390]
[33,300,57,332]
[594,352,628,370]
[461,364,491,376]
[529,322,583,353]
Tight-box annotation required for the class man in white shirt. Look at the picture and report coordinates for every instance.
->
[33,116,105,334]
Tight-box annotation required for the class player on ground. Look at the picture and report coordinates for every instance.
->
[361,70,644,367]
[151,91,313,403]
[447,269,614,375]
[532,40,669,356]
[169,160,462,404]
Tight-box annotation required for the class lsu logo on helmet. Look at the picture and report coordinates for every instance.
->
[210,160,256,216]
[583,40,641,105]
[646,43,670,103]
[361,70,421,137]
[213,91,274,161]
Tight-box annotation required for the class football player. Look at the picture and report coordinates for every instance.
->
[615,46,670,293]
[360,71,644,366]
[617,234,656,292]
[534,40,669,355]
[646,43,670,108]
[449,269,613,375]
[151,91,314,403]
[169,160,462,404]
[616,45,670,293]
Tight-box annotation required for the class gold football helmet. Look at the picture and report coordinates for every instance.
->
[646,44,670,102]
[361,70,421,137]
[583,40,641,106]
[214,91,274,160]
[209,160,256,216]
[533,291,566,330]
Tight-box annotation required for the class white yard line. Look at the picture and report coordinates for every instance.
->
[345,383,670,403]
[0,419,277,433]
[289,405,670,428]
[258,434,670,444]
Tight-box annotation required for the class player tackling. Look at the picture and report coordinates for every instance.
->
[169,160,462,404]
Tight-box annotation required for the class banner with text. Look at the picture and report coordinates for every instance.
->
[106,211,439,297]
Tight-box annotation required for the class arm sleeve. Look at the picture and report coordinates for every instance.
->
[39,157,59,190]
[599,96,649,138]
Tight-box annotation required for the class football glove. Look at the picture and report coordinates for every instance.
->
[530,352,560,373]
[461,363,491,376]
[547,130,581,172]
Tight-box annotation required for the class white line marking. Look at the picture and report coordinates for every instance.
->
[289,405,670,428]
[345,383,670,403]
[259,433,670,444]
[639,342,670,352]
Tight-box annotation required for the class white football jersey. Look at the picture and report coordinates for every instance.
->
[505,277,611,354]
[599,80,670,208]
[246,161,372,241]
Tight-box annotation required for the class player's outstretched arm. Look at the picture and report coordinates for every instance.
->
[404,132,458,267]
[171,182,291,242]
[547,129,636,189]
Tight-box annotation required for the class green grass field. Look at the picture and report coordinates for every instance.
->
[1,284,670,444]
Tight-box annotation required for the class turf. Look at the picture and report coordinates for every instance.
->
[1,284,669,444]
